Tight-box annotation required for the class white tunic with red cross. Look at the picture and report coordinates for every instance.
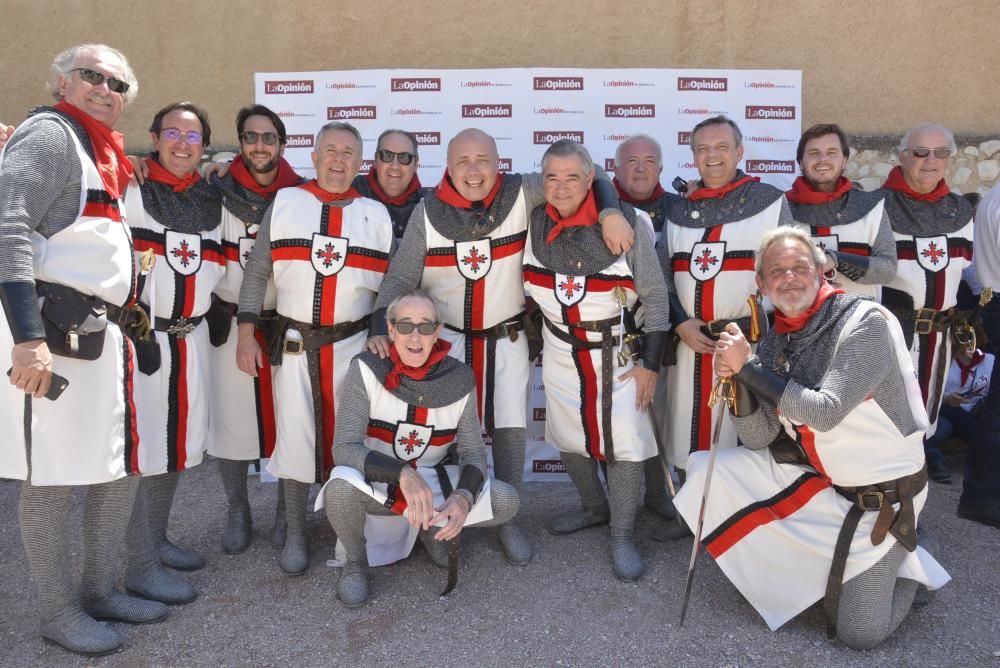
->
[662,199,783,470]
[793,199,887,299]
[419,193,530,432]
[130,191,224,475]
[885,219,973,434]
[0,111,140,485]
[264,187,393,483]
[208,203,278,461]
[320,359,492,566]
[523,235,656,463]
[674,302,949,631]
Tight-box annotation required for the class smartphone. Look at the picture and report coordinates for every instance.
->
[672,176,689,194]
[6,368,69,401]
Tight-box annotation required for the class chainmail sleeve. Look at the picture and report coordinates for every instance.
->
[731,403,783,450]
[454,388,488,478]
[777,310,918,434]
[626,222,670,332]
[0,119,79,283]
[373,201,428,312]
[331,358,375,473]
[236,202,275,324]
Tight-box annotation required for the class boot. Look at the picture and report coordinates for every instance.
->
[279,479,309,575]
[219,459,252,554]
[147,472,205,570]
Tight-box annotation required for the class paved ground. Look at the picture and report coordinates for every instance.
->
[1,449,998,667]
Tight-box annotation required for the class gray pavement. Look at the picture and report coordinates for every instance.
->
[0,454,998,667]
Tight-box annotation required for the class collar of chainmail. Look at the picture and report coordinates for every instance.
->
[787,188,885,227]
[757,293,864,388]
[28,105,95,164]
[139,176,222,233]
[353,174,427,237]
[528,201,638,275]
[626,191,679,232]
[357,350,475,407]
[422,173,524,241]
[213,172,280,229]
[880,188,975,235]
[666,175,783,228]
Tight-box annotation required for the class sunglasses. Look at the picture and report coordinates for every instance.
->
[908,147,952,159]
[72,67,130,94]
[161,128,204,144]
[391,319,439,335]
[241,131,280,146]
[376,149,415,166]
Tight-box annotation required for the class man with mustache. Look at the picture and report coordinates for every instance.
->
[352,128,427,240]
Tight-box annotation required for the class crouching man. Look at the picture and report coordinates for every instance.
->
[321,291,519,607]
[674,227,949,649]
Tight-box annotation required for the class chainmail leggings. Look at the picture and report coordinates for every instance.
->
[559,452,643,539]
[837,543,920,650]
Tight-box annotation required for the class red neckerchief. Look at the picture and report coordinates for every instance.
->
[956,349,986,385]
[297,179,360,203]
[613,176,665,205]
[366,164,422,206]
[687,174,759,202]
[230,156,301,197]
[144,155,201,192]
[773,281,845,334]
[53,100,133,200]
[435,169,504,209]
[384,339,452,390]
[882,165,950,202]
[545,189,600,245]
[785,176,853,205]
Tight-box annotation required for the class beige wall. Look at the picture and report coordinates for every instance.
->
[2,0,997,149]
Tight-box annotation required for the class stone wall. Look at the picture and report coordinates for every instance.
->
[846,137,1000,195]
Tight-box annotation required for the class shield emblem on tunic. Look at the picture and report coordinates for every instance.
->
[310,233,348,277]
[165,230,202,276]
[812,234,839,254]
[238,237,256,270]
[554,273,587,307]
[915,235,950,273]
[688,241,726,282]
[455,239,492,280]
[393,423,433,462]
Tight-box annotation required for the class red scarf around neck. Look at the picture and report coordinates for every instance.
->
[613,176,666,205]
[384,338,452,390]
[773,281,845,334]
[785,176,853,205]
[230,156,301,197]
[144,155,201,192]
[53,100,133,200]
[435,169,504,209]
[366,165,422,206]
[298,179,360,203]
[956,349,986,385]
[882,165,950,202]
[545,189,600,244]
[687,174,759,201]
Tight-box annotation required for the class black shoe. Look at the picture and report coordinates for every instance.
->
[957,500,1000,529]
[927,461,952,484]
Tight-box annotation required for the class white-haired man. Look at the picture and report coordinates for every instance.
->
[879,123,974,484]
[0,43,168,656]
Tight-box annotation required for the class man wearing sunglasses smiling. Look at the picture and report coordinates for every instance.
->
[353,129,427,240]
[879,123,975,484]
[0,43,173,657]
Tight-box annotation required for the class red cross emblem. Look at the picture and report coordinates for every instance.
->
[693,248,718,274]
[921,241,945,265]
[171,240,199,267]
[315,242,342,268]
[462,246,487,273]
[397,429,425,455]
[559,275,583,300]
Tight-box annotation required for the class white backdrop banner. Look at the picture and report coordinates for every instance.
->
[255,67,801,481]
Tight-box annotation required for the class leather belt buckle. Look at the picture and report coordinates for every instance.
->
[706,319,727,337]
[914,309,936,336]
[167,317,196,338]
[502,321,518,343]
[856,490,884,511]
[284,339,304,355]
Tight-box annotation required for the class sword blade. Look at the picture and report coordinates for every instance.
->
[439,538,459,597]
[679,403,723,626]
[647,404,682,526]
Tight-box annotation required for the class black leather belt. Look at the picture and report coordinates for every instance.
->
[152,314,205,338]
[282,316,368,355]
[444,312,526,342]
[543,315,620,463]
[700,312,773,341]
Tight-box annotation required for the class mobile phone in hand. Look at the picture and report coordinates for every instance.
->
[6,368,69,401]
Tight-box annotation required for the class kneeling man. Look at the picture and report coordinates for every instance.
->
[675,227,949,649]
[322,291,519,607]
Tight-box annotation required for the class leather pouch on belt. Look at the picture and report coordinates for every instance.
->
[205,297,234,347]
[40,291,107,360]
